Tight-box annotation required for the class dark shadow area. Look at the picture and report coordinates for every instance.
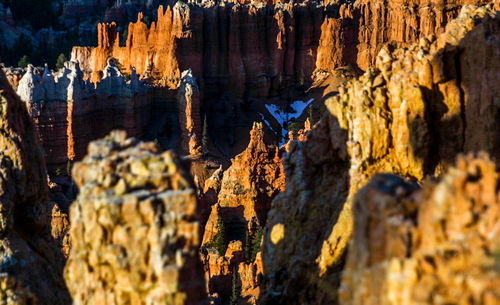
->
[259,111,350,305]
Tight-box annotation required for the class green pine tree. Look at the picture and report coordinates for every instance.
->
[207,217,227,256]
[250,227,264,262]
[56,53,67,70]
[18,55,29,68]
[230,267,239,305]
[245,230,251,264]
[309,105,314,125]
[66,160,72,177]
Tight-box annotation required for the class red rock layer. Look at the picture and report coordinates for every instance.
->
[30,93,152,170]
[201,123,285,303]
[72,2,324,97]
[315,0,491,75]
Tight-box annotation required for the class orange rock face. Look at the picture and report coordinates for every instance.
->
[314,0,491,76]
[65,131,207,305]
[201,123,285,304]
[203,123,285,245]
[72,2,324,97]
[262,4,500,304]
[0,63,71,304]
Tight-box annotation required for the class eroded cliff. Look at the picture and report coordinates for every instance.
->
[0,62,70,304]
[262,4,500,304]
[201,123,285,304]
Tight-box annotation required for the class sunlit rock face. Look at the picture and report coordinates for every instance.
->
[0,63,71,304]
[65,130,206,305]
[261,4,500,305]
[314,0,492,77]
[71,2,324,96]
[341,153,500,305]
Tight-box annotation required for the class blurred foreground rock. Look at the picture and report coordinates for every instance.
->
[64,131,206,305]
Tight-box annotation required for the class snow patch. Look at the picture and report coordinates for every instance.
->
[263,99,313,146]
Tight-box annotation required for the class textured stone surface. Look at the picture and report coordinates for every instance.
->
[0,61,71,304]
[203,123,285,245]
[262,4,500,304]
[201,123,285,303]
[16,60,151,169]
[64,130,206,305]
[71,2,323,96]
[314,0,491,77]
[341,154,500,305]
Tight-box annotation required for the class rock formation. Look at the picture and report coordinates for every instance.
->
[314,0,492,77]
[203,123,285,244]
[0,62,71,304]
[201,123,285,303]
[16,60,151,170]
[177,69,202,155]
[64,130,206,305]
[262,4,500,304]
[71,2,324,96]
[341,154,500,305]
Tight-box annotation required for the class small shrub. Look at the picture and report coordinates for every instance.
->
[56,53,67,70]
[18,55,29,68]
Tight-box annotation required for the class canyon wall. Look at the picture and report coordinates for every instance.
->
[72,2,324,97]
[315,0,492,76]
[17,60,152,170]
[64,130,207,305]
[0,61,70,304]
[71,0,489,97]
[262,4,499,304]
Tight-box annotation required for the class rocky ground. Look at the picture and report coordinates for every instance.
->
[0,1,498,305]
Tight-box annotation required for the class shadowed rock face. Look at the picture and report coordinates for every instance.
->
[0,63,71,304]
[342,154,500,305]
[262,4,500,305]
[64,130,206,305]
[16,60,152,170]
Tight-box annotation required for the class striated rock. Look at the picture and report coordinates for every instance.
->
[71,2,323,96]
[177,69,202,155]
[314,0,491,77]
[0,61,70,303]
[341,154,500,305]
[262,4,500,304]
[16,60,151,170]
[64,130,206,305]
[261,108,350,305]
